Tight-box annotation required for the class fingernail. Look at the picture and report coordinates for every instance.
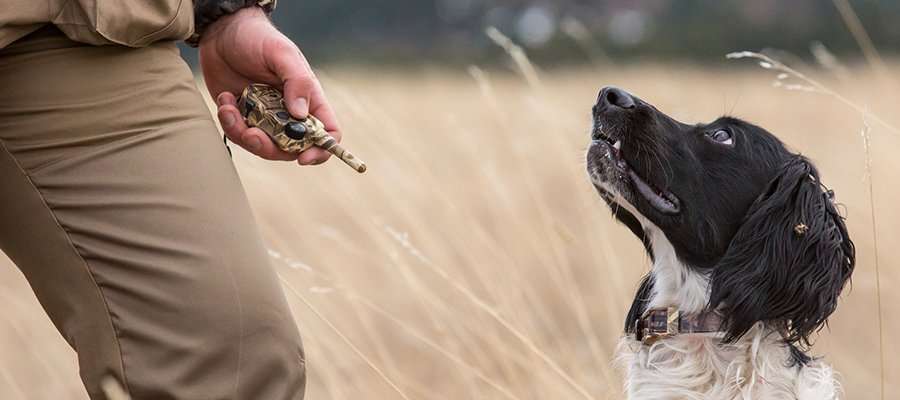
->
[293,98,309,118]
[248,137,262,151]
[222,113,235,128]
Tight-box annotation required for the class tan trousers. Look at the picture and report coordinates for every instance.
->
[0,27,306,400]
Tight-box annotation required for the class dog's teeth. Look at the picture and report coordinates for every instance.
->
[613,140,621,150]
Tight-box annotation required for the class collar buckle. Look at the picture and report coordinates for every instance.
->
[636,306,680,345]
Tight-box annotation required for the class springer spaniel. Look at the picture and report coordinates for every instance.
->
[586,87,855,399]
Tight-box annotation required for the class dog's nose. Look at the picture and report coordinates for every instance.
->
[598,86,636,109]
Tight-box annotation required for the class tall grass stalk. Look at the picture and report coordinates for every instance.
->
[726,51,899,136]
[560,17,610,66]
[268,249,525,400]
[859,117,885,400]
[351,295,524,400]
[100,377,130,400]
[730,47,889,400]
[1,369,27,400]
[277,274,413,400]
[831,0,893,86]
[485,27,543,90]
[384,227,598,400]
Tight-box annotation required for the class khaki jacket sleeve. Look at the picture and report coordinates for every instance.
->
[1,0,194,49]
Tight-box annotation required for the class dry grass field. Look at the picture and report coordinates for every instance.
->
[2,59,899,399]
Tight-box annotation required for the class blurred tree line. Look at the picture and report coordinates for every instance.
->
[183,0,900,66]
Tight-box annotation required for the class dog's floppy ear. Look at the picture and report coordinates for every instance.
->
[709,156,855,347]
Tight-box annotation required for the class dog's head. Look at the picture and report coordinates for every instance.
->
[587,87,855,346]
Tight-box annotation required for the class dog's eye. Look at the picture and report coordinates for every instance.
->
[708,129,734,146]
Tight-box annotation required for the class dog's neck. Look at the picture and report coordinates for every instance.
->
[607,190,711,314]
[621,226,840,399]
[645,226,710,314]
[601,191,713,315]
[601,199,840,398]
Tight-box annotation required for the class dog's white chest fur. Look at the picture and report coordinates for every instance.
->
[616,208,840,399]
[617,329,838,399]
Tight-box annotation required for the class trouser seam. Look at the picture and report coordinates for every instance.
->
[0,138,133,396]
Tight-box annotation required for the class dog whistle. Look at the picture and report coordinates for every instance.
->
[238,83,366,173]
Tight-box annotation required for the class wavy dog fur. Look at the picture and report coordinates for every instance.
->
[709,158,855,348]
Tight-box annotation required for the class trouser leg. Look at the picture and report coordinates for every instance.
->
[0,28,305,400]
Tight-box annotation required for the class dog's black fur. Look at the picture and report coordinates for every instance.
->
[586,87,855,361]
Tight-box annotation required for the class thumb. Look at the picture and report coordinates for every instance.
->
[269,45,315,120]
[284,80,311,120]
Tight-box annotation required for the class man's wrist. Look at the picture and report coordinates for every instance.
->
[187,0,276,47]
[199,7,269,48]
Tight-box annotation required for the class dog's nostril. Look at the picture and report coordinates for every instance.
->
[599,87,636,109]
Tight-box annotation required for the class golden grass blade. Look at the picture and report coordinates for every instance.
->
[560,17,611,66]
[384,227,597,400]
[731,48,889,400]
[277,274,413,400]
[351,294,524,400]
[267,247,536,400]
[726,51,900,136]
[100,376,130,400]
[485,27,542,90]
[859,117,885,400]
[831,0,893,85]
[0,368,28,400]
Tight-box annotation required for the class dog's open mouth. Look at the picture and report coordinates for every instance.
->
[592,130,681,215]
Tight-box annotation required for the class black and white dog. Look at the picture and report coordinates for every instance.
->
[586,87,855,399]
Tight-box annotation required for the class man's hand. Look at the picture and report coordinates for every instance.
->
[199,7,340,165]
